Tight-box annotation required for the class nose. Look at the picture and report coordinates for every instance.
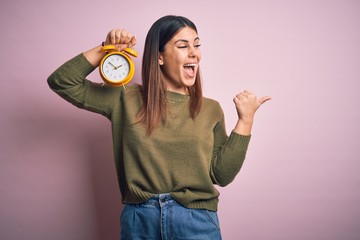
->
[188,45,199,58]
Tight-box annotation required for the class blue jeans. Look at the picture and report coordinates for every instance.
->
[120,193,222,240]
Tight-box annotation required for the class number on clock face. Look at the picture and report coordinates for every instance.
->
[102,54,130,82]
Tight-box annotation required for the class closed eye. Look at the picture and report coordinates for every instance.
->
[177,44,201,49]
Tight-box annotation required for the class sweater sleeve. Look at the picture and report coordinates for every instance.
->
[210,110,251,187]
[47,53,120,119]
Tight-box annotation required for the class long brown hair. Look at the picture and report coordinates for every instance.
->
[138,15,203,135]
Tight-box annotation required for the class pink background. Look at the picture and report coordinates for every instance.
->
[1,0,360,239]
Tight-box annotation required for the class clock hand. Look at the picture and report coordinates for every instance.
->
[116,64,123,69]
[108,62,117,69]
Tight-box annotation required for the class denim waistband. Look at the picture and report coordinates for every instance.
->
[121,193,222,239]
[140,193,174,207]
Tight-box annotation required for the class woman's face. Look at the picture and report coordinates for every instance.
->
[159,26,201,94]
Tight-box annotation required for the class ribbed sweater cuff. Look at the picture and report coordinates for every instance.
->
[228,131,251,151]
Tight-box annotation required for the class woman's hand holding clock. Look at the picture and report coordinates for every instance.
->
[83,29,136,67]
[104,29,137,51]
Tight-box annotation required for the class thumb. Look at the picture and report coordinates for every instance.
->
[258,96,272,105]
[113,43,129,51]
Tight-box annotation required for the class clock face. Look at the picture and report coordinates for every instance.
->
[101,53,131,83]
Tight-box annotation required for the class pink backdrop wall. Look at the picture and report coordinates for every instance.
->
[1,0,360,239]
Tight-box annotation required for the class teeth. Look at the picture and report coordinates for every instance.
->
[184,63,196,67]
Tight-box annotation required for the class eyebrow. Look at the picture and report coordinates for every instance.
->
[174,37,200,44]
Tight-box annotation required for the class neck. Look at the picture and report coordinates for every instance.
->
[167,87,189,95]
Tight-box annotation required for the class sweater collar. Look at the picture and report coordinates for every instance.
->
[166,91,190,103]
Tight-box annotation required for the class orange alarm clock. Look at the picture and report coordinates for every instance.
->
[99,45,138,87]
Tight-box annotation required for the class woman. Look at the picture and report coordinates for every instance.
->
[48,15,270,240]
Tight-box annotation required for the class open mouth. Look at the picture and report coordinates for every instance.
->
[183,63,197,76]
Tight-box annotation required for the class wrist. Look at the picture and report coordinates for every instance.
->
[238,116,254,125]
[233,118,254,136]
[83,45,107,67]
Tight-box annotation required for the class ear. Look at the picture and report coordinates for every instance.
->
[158,54,164,65]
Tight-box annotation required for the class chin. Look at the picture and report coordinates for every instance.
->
[184,79,196,87]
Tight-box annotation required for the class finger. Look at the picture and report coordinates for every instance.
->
[109,29,125,44]
[258,96,272,105]
[243,90,253,95]
[129,35,137,48]
[114,30,127,44]
[233,96,240,104]
[236,92,247,99]
[235,94,243,100]
[105,34,111,45]
[120,30,128,43]
[110,30,117,44]
[114,31,121,43]
[113,43,129,51]
[118,31,135,47]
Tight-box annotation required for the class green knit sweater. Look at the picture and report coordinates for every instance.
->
[47,53,251,211]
